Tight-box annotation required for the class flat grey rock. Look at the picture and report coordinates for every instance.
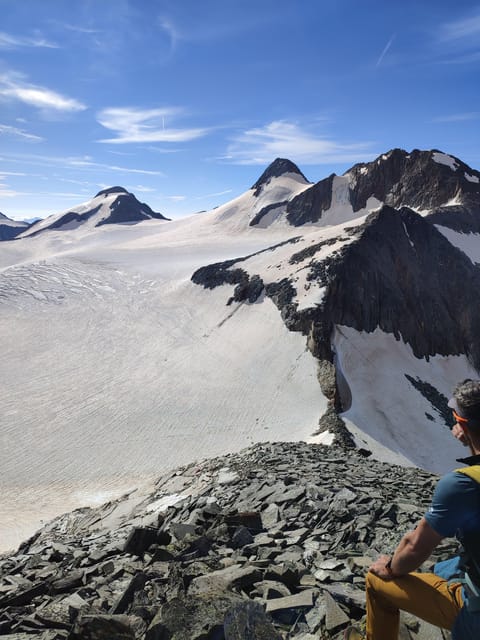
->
[0,442,456,639]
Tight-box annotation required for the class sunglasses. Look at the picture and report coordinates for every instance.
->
[452,410,469,426]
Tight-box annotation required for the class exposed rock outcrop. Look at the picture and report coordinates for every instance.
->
[286,174,336,226]
[346,148,480,219]
[192,204,480,371]
[0,442,456,639]
[251,159,310,197]
[249,148,480,228]
[319,206,480,368]
[0,212,30,240]
[21,188,169,237]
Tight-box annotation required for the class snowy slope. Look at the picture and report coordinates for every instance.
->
[1,149,480,554]
[435,225,480,264]
[188,207,480,474]
[205,170,312,231]
[19,187,168,238]
[334,326,474,471]
[0,218,325,553]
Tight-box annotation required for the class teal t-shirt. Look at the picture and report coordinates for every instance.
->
[425,471,480,539]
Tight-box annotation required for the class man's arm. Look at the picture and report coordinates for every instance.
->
[369,517,443,580]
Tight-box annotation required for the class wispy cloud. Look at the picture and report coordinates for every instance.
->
[0,72,86,112]
[439,12,480,41]
[0,182,25,197]
[59,23,100,35]
[131,185,157,193]
[158,17,179,55]
[196,189,233,200]
[435,10,480,64]
[0,171,28,177]
[432,112,480,123]
[439,51,480,65]
[0,31,59,49]
[0,124,43,142]
[2,151,164,177]
[55,176,96,187]
[96,107,210,144]
[62,156,165,176]
[376,34,395,67]
[225,120,375,165]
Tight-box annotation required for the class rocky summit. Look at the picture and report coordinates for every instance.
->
[251,158,310,198]
[20,187,169,238]
[0,442,456,639]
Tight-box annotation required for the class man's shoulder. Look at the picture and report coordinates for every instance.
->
[426,467,480,537]
[455,465,480,483]
[435,468,480,498]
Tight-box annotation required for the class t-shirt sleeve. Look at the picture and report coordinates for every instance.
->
[424,472,480,537]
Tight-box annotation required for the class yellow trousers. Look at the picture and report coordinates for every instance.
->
[365,571,464,640]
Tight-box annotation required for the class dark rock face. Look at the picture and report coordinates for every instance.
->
[0,224,27,241]
[0,213,29,240]
[192,260,248,290]
[318,206,480,368]
[249,148,480,230]
[191,237,301,298]
[96,193,169,226]
[249,201,289,227]
[95,186,130,197]
[48,206,103,231]
[23,188,170,237]
[286,174,336,226]
[194,203,480,374]
[251,159,309,197]
[0,442,456,639]
[404,375,455,428]
[347,148,480,220]
[428,205,480,234]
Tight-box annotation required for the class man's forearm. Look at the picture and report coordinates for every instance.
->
[369,518,443,580]
[390,531,431,576]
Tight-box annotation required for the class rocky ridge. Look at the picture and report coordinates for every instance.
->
[279,148,480,228]
[0,442,455,639]
[4,148,480,238]
[0,213,30,241]
[347,149,480,225]
[251,159,310,198]
[193,203,480,382]
[20,187,169,238]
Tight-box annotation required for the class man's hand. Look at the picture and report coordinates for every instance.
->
[369,518,443,581]
[369,554,395,580]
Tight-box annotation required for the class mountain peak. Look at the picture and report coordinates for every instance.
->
[344,147,480,216]
[20,187,169,237]
[251,158,309,195]
[94,186,129,198]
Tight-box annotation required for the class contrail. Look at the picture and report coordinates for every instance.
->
[376,34,395,67]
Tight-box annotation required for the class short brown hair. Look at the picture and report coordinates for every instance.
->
[453,379,480,425]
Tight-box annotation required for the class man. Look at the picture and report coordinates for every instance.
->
[344,379,480,640]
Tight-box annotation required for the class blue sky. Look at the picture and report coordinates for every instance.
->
[1,0,479,221]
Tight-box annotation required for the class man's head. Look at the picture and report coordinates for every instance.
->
[449,379,480,433]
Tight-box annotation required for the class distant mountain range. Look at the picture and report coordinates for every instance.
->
[16,186,169,238]
[2,147,479,240]
[3,147,480,444]
[2,147,480,551]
